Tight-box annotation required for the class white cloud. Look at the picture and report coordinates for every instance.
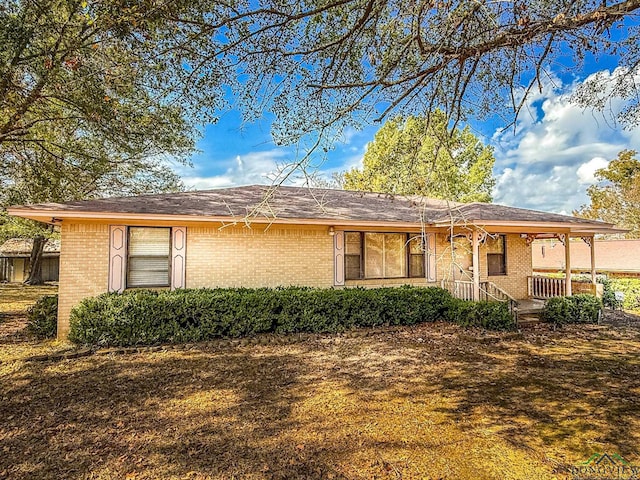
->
[576,157,609,184]
[181,150,289,190]
[492,67,640,213]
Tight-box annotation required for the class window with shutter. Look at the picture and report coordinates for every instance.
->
[344,232,362,280]
[344,232,430,280]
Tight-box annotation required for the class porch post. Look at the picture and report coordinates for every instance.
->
[565,233,572,296]
[590,236,596,285]
[472,231,480,301]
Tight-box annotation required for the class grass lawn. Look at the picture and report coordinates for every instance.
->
[1,286,640,479]
[0,283,60,363]
[0,283,58,315]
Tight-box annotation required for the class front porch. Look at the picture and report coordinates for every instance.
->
[439,228,608,325]
[527,275,603,299]
[442,229,601,303]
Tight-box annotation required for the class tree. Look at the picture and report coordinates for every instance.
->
[0,141,185,284]
[340,112,495,202]
[4,1,640,165]
[576,150,640,238]
[0,0,207,161]
[1,0,201,283]
[163,0,640,146]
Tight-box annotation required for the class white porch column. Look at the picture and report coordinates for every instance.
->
[565,233,572,296]
[472,231,480,301]
[590,236,597,285]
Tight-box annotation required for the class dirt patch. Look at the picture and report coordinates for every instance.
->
[601,308,640,328]
[0,311,33,342]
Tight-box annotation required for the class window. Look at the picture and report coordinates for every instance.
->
[409,236,425,278]
[345,232,362,280]
[127,227,171,287]
[344,232,425,280]
[365,233,407,278]
[486,235,507,276]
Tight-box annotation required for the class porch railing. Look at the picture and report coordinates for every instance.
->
[441,280,474,301]
[528,276,566,299]
[441,280,518,316]
[528,276,602,299]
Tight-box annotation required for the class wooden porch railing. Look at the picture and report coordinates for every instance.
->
[441,280,518,316]
[528,276,566,299]
[528,276,602,298]
[441,280,474,301]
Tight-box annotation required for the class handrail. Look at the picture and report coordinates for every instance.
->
[481,281,516,303]
[482,281,518,316]
[441,280,518,317]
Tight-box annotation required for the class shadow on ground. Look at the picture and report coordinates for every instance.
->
[1,318,639,479]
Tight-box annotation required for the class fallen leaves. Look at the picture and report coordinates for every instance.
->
[1,295,639,478]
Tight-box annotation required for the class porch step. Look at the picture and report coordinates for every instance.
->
[517,314,541,327]
[515,299,545,315]
[514,299,545,328]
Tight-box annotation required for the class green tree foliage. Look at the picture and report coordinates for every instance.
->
[341,113,495,202]
[0,0,203,279]
[576,150,640,238]
[0,0,205,166]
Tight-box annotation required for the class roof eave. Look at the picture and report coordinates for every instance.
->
[431,218,625,234]
[7,208,628,234]
[6,208,432,229]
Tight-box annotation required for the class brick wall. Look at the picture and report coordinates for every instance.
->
[57,223,109,337]
[56,223,335,337]
[434,234,473,282]
[480,234,532,299]
[187,225,334,288]
[431,233,532,299]
[56,224,534,338]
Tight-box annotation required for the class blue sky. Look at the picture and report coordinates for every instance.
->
[177,60,640,215]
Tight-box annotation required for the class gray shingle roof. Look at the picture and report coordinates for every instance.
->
[11,185,459,223]
[432,202,605,225]
[0,238,60,256]
[9,184,615,229]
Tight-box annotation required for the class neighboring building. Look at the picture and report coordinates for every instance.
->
[0,238,60,283]
[8,185,622,338]
[533,238,640,277]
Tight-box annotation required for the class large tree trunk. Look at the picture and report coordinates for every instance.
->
[24,235,45,285]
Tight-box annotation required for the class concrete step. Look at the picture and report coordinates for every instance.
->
[516,308,544,315]
[517,314,542,327]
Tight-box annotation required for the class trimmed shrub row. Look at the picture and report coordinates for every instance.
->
[540,294,602,326]
[68,286,516,346]
[27,294,58,339]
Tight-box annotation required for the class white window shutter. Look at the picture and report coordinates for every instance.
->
[425,233,437,282]
[171,227,187,290]
[334,231,345,286]
[108,225,127,293]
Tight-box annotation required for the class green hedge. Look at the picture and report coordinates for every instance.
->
[27,295,58,339]
[446,298,516,330]
[540,294,602,326]
[68,286,515,346]
[546,274,640,310]
[608,278,640,311]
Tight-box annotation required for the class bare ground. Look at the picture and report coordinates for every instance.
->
[1,285,639,479]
